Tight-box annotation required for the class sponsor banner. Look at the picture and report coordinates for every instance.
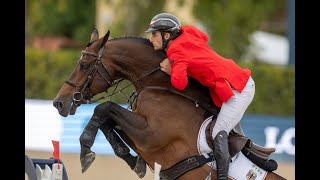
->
[25,99,294,162]
[241,115,295,162]
[25,99,63,151]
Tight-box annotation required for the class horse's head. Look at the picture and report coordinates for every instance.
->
[53,28,167,117]
[53,28,118,117]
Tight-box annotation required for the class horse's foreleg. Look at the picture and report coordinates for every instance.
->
[100,123,130,156]
[80,101,147,176]
[102,102,153,148]
[98,112,147,178]
[79,115,102,173]
[99,122,131,157]
[79,102,129,173]
[115,129,137,152]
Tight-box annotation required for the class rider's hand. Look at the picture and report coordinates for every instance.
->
[160,58,172,75]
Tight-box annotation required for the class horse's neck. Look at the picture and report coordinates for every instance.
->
[109,41,164,82]
[109,39,214,110]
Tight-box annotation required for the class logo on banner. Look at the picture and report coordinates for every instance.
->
[264,126,295,155]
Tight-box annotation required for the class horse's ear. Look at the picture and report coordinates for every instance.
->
[99,30,110,49]
[90,28,99,43]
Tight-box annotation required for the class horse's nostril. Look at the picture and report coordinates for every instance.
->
[53,101,63,111]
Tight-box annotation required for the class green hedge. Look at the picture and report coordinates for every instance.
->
[25,48,81,99]
[26,48,294,116]
[238,61,295,116]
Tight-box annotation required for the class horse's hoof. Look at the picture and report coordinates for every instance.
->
[133,156,146,178]
[80,152,96,173]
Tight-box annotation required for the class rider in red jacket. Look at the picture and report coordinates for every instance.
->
[166,25,251,107]
[146,13,255,180]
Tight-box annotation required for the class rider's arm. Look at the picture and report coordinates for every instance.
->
[169,53,189,91]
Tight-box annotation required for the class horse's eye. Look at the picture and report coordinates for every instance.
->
[80,62,91,71]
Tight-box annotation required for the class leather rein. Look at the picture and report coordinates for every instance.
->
[64,44,217,179]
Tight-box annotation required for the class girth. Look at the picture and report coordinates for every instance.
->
[159,153,214,180]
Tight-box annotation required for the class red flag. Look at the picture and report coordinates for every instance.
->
[52,140,60,169]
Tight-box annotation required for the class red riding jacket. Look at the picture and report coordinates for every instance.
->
[166,25,251,107]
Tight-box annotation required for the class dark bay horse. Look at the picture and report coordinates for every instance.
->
[53,28,285,180]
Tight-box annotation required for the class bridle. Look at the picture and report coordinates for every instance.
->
[63,42,161,115]
[64,43,117,114]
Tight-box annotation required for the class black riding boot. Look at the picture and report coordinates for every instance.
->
[213,130,231,180]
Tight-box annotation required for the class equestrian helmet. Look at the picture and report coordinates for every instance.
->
[145,13,181,33]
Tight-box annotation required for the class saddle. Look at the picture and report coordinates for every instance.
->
[205,118,278,171]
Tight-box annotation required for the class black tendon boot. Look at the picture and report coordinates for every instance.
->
[105,129,130,156]
[105,130,146,178]
[79,116,100,173]
[213,130,231,180]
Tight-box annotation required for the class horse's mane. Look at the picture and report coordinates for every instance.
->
[110,36,153,47]
[109,36,167,61]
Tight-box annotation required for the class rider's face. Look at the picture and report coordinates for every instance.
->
[149,31,163,50]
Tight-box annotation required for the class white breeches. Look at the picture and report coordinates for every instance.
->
[211,76,255,138]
